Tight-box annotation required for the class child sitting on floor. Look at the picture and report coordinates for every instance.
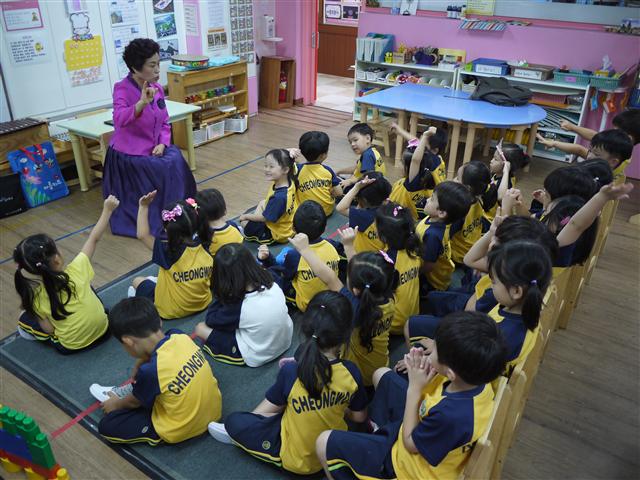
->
[389,125,448,219]
[336,172,392,254]
[292,131,343,216]
[208,291,367,475]
[259,200,342,312]
[241,149,297,244]
[195,188,243,260]
[131,191,213,319]
[96,297,222,445]
[14,196,119,353]
[315,311,507,480]
[194,243,293,366]
[337,123,386,189]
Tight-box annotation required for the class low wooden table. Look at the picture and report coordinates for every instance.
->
[56,100,201,191]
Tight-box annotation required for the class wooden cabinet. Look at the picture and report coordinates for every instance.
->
[318,24,357,78]
[167,61,248,147]
[259,56,295,109]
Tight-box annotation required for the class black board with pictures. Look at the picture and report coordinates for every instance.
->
[230,0,255,64]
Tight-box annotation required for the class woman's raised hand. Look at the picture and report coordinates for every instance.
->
[140,81,157,106]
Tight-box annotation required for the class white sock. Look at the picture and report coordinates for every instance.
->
[127,286,136,298]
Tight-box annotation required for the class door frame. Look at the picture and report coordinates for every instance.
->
[299,0,318,105]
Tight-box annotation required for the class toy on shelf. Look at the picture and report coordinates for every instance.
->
[0,404,69,480]
[184,84,238,104]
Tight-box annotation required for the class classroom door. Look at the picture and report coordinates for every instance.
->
[299,0,319,104]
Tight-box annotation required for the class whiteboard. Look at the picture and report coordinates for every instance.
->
[0,0,187,120]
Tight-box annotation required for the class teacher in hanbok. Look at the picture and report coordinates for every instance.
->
[103,38,196,237]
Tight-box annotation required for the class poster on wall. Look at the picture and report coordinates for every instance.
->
[112,24,140,53]
[229,0,254,64]
[109,0,139,26]
[154,13,176,38]
[64,36,104,86]
[7,31,49,65]
[207,28,228,51]
[324,0,360,26]
[65,0,87,15]
[1,0,43,31]
[153,0,174,14]
[184,3,199,36]
[159,37,178,60]
[467,0,495,16]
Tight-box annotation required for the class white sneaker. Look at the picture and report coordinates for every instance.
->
[17,326,37,341]
[208,422,232,444]
[89,383,133,402]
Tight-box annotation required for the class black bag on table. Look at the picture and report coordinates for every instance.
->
[0,172,29,218]
[471,77,533,106]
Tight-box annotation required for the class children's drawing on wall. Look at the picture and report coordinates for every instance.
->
[154,13,176,38]
[159,38,179,61]
[64,12,103,86]
[1,0,44,32]
[153,0,174,14]
[207,28,228,51]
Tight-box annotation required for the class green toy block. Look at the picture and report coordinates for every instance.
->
[27,432,56,469]
[18,416,41,444]
[0,404,8,428]
[4,408,18,435]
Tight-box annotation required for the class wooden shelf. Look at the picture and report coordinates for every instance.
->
[168,62,248,147]
[188,90,247,107]
[259,56,295,109]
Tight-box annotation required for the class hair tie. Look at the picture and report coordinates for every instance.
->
[559,216,571,227]
[35,262,42,268]
[38,245,44,249]
[378,250,395,265]
[393,206,403,217]
[530,279,537,286]
[319,305,325,309]
[185,198,199,212]
[311,334,318,340]
[161,204,183,222]
[364,284,371,289]
[593,176,600,183]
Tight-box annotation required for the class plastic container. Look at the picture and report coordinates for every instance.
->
[225,114,248,133]
[472,58,509,75]
[553,69,591,86]
[193,126,208,145]
[589,75,623,90]
[510,64,554,81]
[206,121,225,140]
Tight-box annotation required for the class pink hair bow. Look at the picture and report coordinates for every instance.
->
[185,198,199,213]
[393,205,403,217]
[162,204,183,222]
[378,249,395,265]
[559,216,571,227]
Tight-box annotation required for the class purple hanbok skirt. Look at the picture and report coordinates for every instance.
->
[103,145,196,237]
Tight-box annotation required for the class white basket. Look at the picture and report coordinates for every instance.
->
[225,114,248,133]
[365,71,378,81]
[207,121,225,140]
[193,126,208,145]
[356,70,366,80]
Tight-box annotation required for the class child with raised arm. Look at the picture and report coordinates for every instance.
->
[131,191,213,319]
[389,125,447,219]
[336,172,392,254]
[195,188,243,260]
[14,196,119,353]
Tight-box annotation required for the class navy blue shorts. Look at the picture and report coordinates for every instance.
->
[203,329,245,366]
[426,290,472,316]
[98,408,161,446]
[18,311,110,355]
[407,315,441,343]
[325,421,401,480]
[369,371,408,427]
[135,279,156,300]
[225,412,283,469]
[243,221,275,245]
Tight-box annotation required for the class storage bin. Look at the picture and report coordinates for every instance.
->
[589,75,623,90]
[510,64,554,81]
[365,70,379,81]
[553,69,591,86]
[206,121,225,140]
[225,114,248,133]
[193,126,208,145]
[356,70,366,80]
[472,58,509,75]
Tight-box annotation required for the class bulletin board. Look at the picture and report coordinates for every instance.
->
[0,0,186,120]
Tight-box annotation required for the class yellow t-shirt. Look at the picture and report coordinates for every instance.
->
[484,174,516,224]
[132,331,221,443]
[389,176,427,220]
[296,163,340,216]
[208,222,243,260]
[415,217,454,291]
[488,305,539,374]
[263,181,297,243]
[388,248,422,334]
[613,158,630,182]
[353,146,385,178]
[32,252,108,350]
[266,360,368,474]
[341,289,395,387]
[450,200,485,264]
[153,239,213,319]
[349,206,385,253]
[391,375,494,479]
[286,239,341,311]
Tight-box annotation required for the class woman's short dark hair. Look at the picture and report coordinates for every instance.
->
[123,38,160,73]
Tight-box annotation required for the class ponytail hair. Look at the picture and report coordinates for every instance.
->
[488,240,552,331]
[356,171,391,208]
[162,199,201,261]
[13,235,75,321]
[501,143,530,172]
[347,252,398,352]
[266,148,296,188]
[297,291,352,398]
[186,197,211,248]
[461,161,491,198]
[375,202,421,258]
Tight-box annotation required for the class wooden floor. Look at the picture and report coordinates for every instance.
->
[0,107,638,479]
